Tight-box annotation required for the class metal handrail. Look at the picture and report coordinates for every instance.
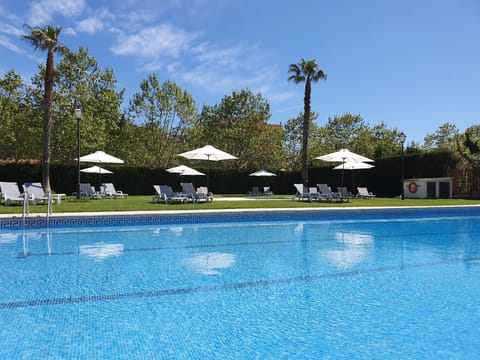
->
[22,191,29,228]
[46,192,53,228]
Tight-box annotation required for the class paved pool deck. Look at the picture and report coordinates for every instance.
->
[1,203,480,220]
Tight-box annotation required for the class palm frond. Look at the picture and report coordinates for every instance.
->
[288,74,305,83]
[21,24,66,53]
[312,69,327,82]
[288,64,304,83]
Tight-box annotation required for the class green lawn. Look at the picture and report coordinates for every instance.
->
[0,195,479,215]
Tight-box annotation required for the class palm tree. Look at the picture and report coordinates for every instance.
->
[288,58,326,186]
[22,25,69,193]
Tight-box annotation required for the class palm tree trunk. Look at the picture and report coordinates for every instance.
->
[302,78,311,187]
[42,49,54,193]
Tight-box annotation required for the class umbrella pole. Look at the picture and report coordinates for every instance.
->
[341,162,345,187]
[207,161,210,188]
[99,162,103,190]
[207,154,211,189]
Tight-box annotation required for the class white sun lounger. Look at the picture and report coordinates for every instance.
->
[23,182,50,204]
[101,183,128,199]
[0,182,27,206]
[357,187,376,199]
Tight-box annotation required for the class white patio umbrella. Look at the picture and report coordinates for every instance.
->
[333,161,375,171]
[248,169,276,177]
[80,166,114,174]
[178,145,237,161]
[79,151,124,164]
[316,149,374,163]
[178,145,237,187]
[167,165,205,176]
[333,161,374,188]
[248,169,276,192]
[316,149,374,186]
[79,151,122,188]
[80,166,113,189]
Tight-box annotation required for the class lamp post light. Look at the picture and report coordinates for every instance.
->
[74,103,82,199]
[399,132,406,200]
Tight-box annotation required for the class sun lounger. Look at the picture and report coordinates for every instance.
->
[263,186,273,195]
[153,185,189,204]
[101,183,128,199]
[293,184,318,202]
[0,182,27,206]
[248,186,273,196]
[337,186,353,200]
[80,183,104,199]
[181,183,213,203]
[357,187,376,199]
[317,183,347,202]
[196,186,213,202]
[152,185,162,203]
[24,182,66,204]
[248,186,262,196]
[23,182,50,204]
[309,187,322,201]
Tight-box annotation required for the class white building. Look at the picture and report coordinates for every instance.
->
[403,177,452,199]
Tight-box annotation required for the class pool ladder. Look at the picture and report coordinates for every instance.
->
[21,191,53,228]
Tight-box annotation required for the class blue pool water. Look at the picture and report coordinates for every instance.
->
[1,208,480,359]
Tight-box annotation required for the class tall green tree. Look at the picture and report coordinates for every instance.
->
[288,58,326,186]
[369,122,403,158]
[449,125,480,197]
[320,113,369,152]
[0,70,39,161]
[283,115,303,172]
[52,47,124,162]
[22,25,69,192]
[197,89,280,170]
[129,75,197,167]
[423,122,460,152]
[459,125,480,166]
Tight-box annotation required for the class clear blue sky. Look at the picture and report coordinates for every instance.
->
[1,0,479,144]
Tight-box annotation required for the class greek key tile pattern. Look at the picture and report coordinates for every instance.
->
[1,206,478,230]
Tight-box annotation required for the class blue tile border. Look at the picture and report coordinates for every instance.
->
[1,206,479,230]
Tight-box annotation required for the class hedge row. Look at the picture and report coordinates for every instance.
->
[0,151,456,197]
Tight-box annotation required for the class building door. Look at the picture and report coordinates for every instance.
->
[427,182,436,198]
[439,182,450,198]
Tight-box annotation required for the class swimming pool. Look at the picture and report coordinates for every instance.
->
[1,207,479,359]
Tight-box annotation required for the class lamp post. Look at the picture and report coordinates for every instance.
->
[335,135,345,186]
[399,132,406,200]
[74,103,82,199]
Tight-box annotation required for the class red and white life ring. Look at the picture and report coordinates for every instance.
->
[407,181,418,194]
